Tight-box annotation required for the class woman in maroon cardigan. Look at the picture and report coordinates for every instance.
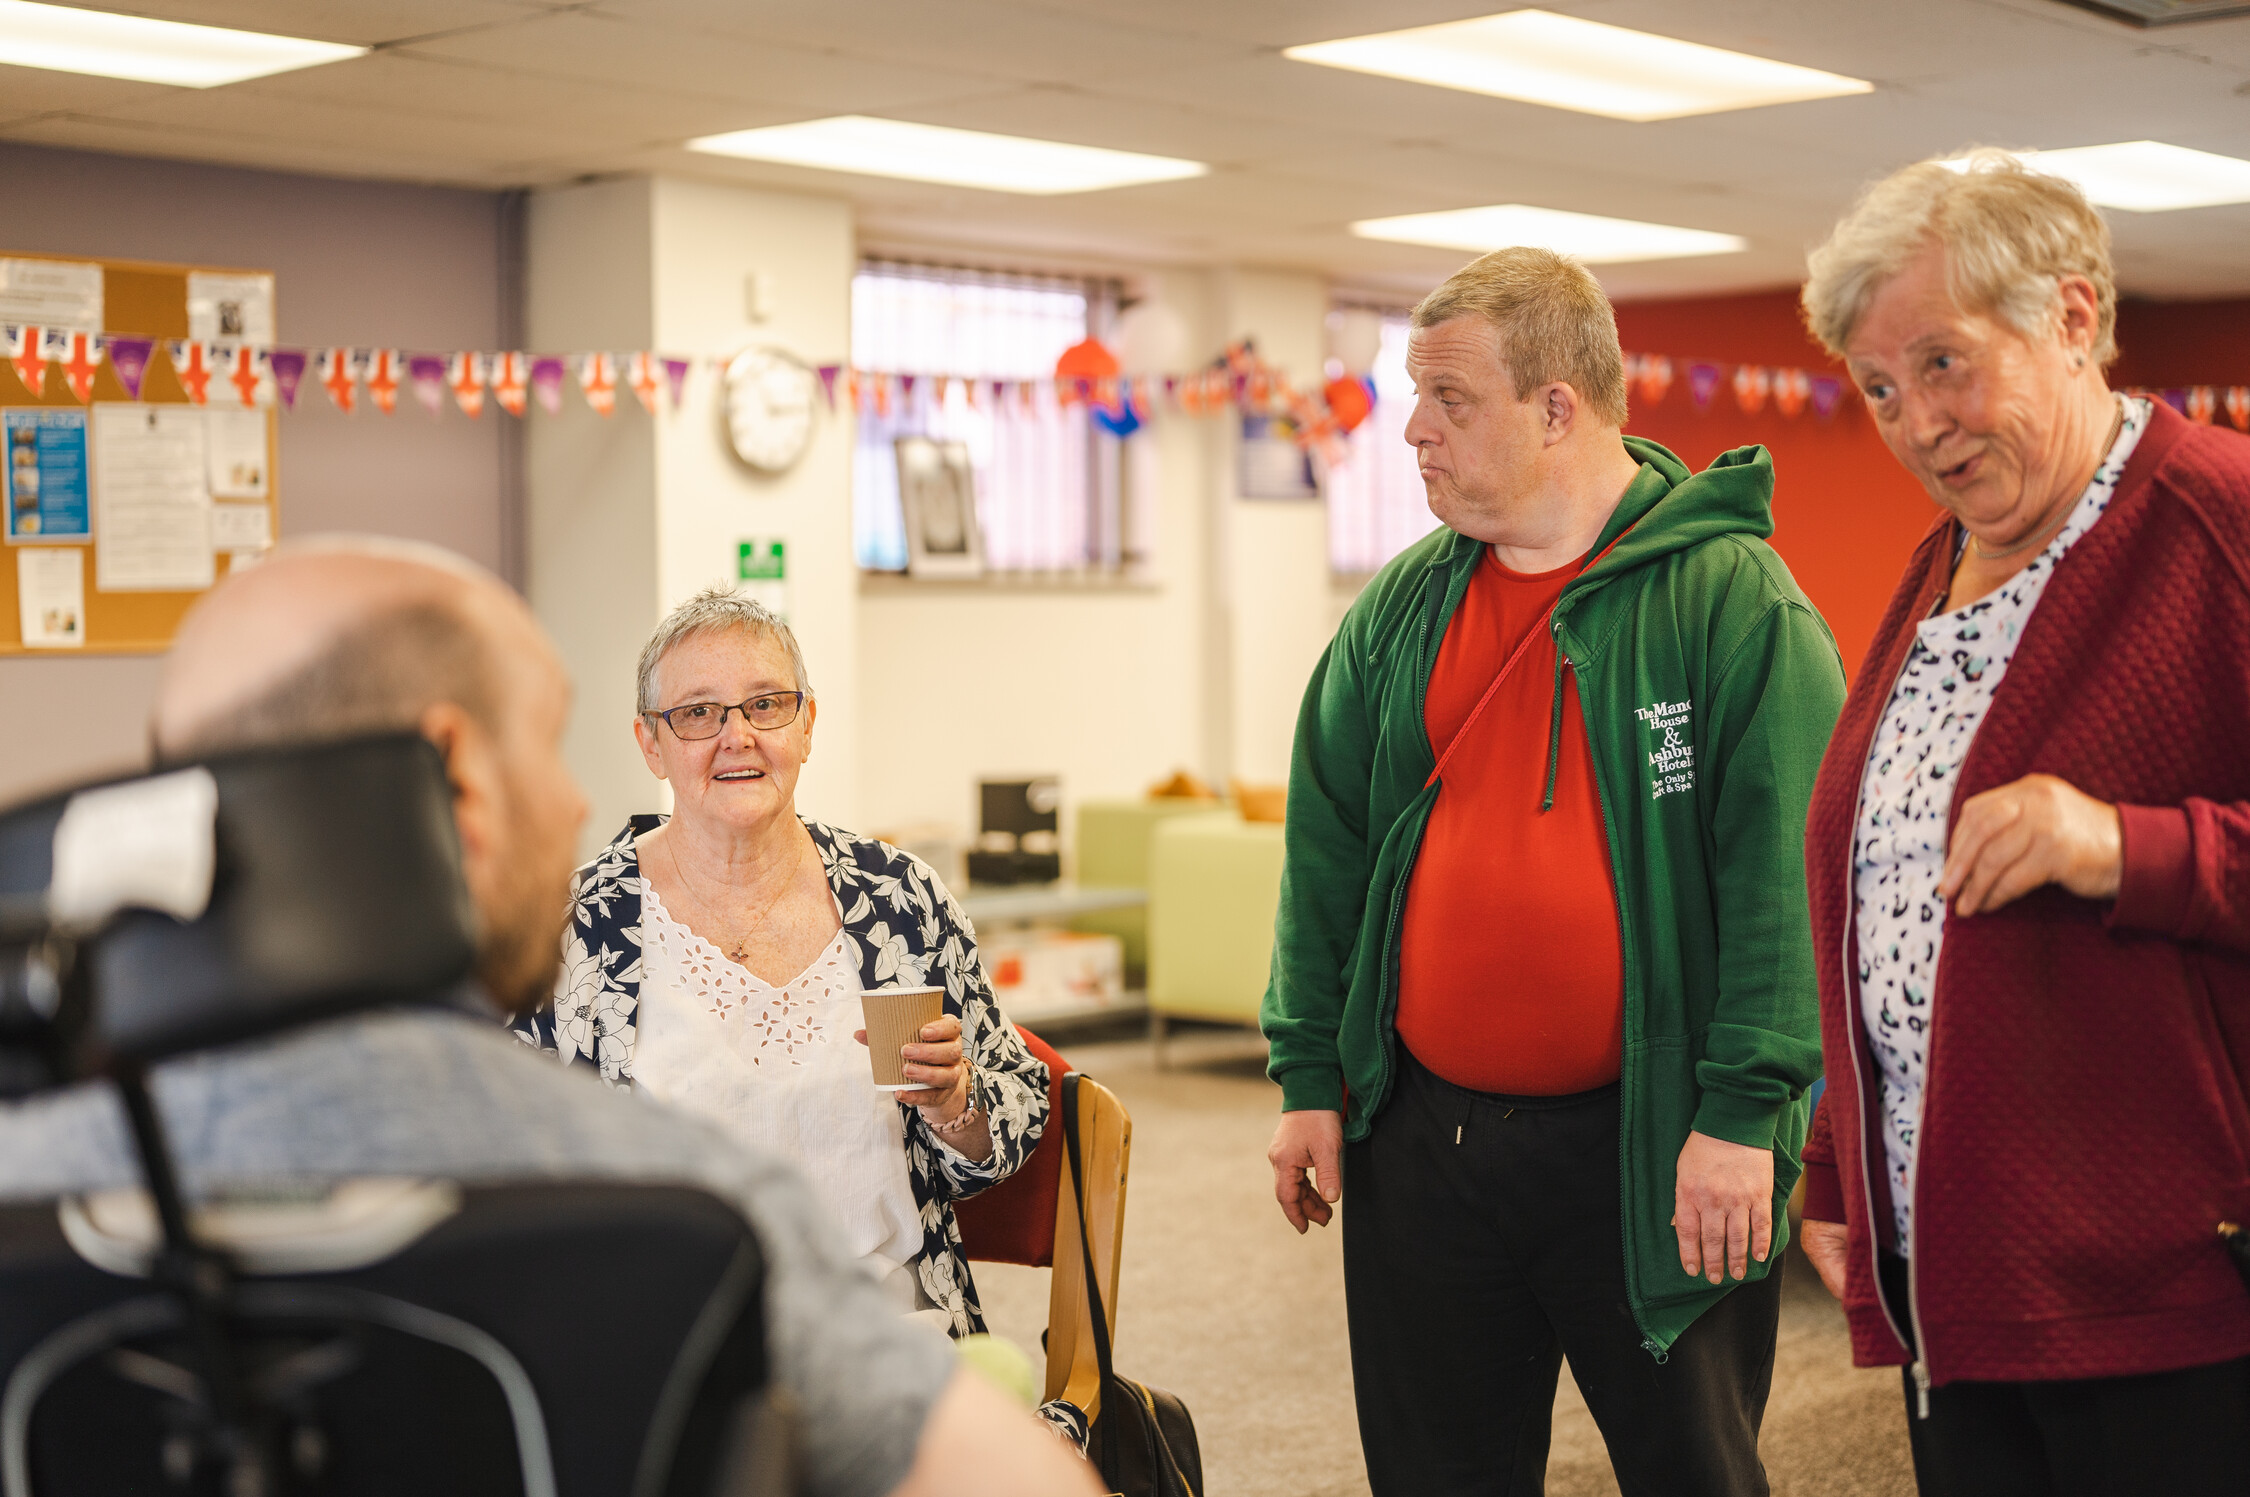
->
[1794,151,2250,1493]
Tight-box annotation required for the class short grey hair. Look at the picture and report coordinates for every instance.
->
[1803,148,2117,363]
[635,585,812,714]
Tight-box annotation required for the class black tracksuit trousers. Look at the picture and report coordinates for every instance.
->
[1342,1047,1781,1496]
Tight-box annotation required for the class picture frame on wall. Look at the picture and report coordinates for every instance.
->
[896,436,984,579]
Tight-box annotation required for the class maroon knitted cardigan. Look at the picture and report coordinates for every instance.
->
[1800,398,2250,1385]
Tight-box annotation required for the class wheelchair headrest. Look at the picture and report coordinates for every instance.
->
[0,733,476,1091]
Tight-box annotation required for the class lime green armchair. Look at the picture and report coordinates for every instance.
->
[1145,814,1285,1063]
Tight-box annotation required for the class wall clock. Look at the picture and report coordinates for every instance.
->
[722,347,815,474]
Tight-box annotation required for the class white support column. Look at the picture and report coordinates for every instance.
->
[526,175,857,854]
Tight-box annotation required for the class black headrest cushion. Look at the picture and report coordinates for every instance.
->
[0,733,476,1069]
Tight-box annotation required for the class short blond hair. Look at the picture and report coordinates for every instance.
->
[1412,247,1628,427]
[1803,149,2117,362]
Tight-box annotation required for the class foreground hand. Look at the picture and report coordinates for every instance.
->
[1801,1218,1851,1300]
[1268,1110,1343,1233]
[1941,772,2121,917]
[854,1013,970,1121]
[1673,1131,1774,1284]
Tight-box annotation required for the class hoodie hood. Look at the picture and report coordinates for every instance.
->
[1424,436,1780,810]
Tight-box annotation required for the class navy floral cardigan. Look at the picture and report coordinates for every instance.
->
[510,815,1051,1339]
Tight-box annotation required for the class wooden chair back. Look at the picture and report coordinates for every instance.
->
[1046,1073,1131,1418]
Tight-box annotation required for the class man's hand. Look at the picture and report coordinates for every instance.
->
[1673,1130,1774,1284]
[1268,1110,1343,1234]
[1941,772,2121,917]
[1800,1219,1851,1301]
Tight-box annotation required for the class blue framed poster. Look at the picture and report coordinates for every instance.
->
[5,408,91,543]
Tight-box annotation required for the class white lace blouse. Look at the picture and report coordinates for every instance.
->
[1851,395,2148,1255]
[633,880,927,1306]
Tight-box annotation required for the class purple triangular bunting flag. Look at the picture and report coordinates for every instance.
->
[104,335,153,399]
[267,348,307,410]
[1808,374,1844,420]
[1687,361,1723,411]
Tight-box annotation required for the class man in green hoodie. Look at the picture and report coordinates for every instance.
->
[1261,249,1842,1496]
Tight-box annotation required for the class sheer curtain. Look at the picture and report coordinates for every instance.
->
[1325,316,1439,575]
[851,264,1095,572]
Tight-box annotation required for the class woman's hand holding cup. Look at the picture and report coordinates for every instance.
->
[852,1012,970,1122]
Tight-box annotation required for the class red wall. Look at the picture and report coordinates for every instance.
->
[1609,289,2250,681]
[1612,290,1930,682]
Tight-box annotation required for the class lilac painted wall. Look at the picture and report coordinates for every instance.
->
[0,143,515,799]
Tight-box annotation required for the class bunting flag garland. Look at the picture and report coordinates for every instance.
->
[319,347,355,412]
[7,325,44,393]
[365,350,401,415]
[530,356,565,415]
[491,352,528,417]
[105,336,154,400]
[407,355,447,416]
[577,352,616,417]
[448,351,489,418]
[1637,356,1673,407]
[1771,367,1809,419]
[1731,364,1770,415]
[54,332,101,403]
[222,345,271,408]
[267,348,307,410]
[626,351,662,415]
[167,341,213,405]
[33,319,2250,447]
[1809,375,1844,421]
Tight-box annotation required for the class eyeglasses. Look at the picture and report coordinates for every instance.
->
[645,691,806,740]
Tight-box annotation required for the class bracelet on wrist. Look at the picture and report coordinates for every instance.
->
[930,1102,983,1137]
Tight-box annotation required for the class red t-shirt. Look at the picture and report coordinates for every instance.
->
[1394,547,1625,1095]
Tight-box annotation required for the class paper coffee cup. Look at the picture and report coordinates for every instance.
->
[861,985,945,1091]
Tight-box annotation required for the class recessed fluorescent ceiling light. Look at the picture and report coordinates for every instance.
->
[1285,9,1871,122]
[688,116,1207,195]
[1353,205,1747,264]
[0,0,364,86]
[1951,141,2250,212]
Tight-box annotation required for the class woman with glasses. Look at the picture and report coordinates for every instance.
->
[512,584,1050,1345]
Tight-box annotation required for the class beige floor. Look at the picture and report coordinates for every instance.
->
[972,1025,1916,1497]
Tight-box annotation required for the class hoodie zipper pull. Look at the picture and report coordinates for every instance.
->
[1911,1360,1931,1419]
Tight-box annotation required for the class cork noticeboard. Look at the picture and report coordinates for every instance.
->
[1,251,279,656]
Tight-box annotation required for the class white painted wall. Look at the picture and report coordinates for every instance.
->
[525,177,659,854]
[1218,269,1335,789]
[648,178,858,828]
[529,176,1337,855]
[528,175,857,852]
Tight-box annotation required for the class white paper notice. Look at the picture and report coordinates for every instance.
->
[186,272,275,346]
[210,502,271,552]
[93,405,214,592]
[0,258,102,332]
[16,547,84,648]
[204,407,268,499]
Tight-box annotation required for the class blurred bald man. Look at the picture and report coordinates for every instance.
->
[0,538,1099,1497]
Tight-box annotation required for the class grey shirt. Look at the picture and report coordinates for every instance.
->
[0,1006,954,1497]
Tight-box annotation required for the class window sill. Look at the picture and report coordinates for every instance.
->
[857,570,1166,596]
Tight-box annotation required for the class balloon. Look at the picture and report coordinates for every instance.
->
[1324,374,1373,433]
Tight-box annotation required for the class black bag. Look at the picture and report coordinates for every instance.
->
[1062,1071,1204,1497]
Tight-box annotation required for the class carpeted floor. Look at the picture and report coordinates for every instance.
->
[972,1025,1916,1497]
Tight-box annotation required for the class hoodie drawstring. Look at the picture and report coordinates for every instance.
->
[1541,651,1567,813]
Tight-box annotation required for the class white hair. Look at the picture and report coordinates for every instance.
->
[635,585,812,714]
[1802,148,2117,362]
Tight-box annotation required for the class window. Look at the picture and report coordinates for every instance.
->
[851,261,1131,574]
[1325,312,1438,575]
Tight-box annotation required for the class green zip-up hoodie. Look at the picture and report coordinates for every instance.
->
[1261,437,1845,1356]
